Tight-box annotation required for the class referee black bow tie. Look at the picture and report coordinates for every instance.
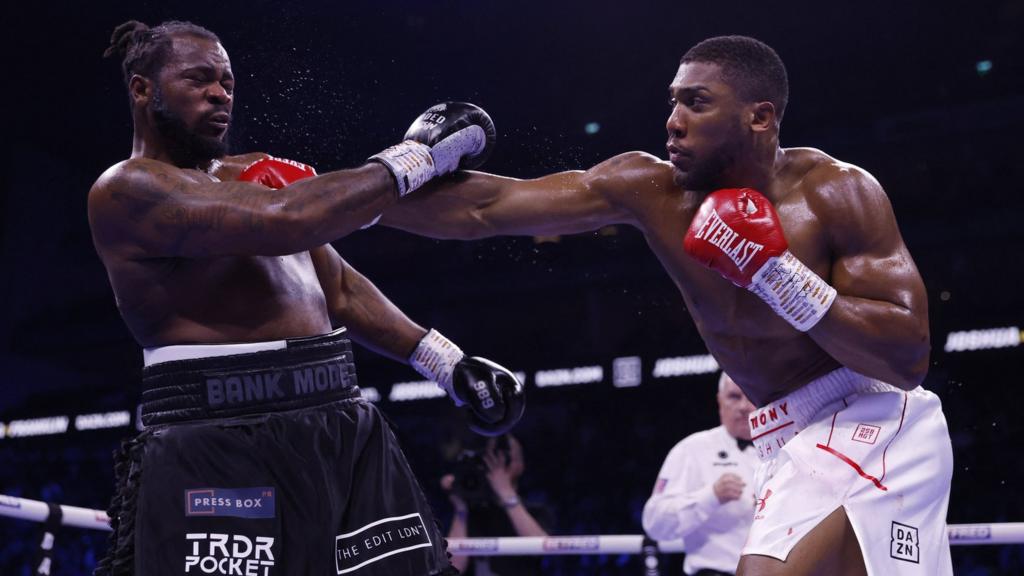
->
[737,438,753,451]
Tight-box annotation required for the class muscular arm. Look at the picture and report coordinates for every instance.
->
[808,167,930,389]
[88,157,396,259]
[378,152,660,239]
[310,244,427,362]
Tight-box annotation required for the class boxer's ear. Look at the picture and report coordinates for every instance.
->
[749,101,776,133]
[129,74,153,108]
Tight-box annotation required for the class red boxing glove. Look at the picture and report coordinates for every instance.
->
[683,188,787,286]
[239,156,317,189]
[684,188,836,331]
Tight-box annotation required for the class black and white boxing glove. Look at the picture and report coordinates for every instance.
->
[410,329,524,436]
[369,102,496,197]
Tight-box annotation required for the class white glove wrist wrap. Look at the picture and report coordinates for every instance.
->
[369,140,435,197]
[410,329,466,404]
[748,250,837,332]
[429,125,486,175]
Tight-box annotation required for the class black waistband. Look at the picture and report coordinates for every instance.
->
[140,330,360,426]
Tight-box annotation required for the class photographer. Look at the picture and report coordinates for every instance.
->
[441,435,550,575]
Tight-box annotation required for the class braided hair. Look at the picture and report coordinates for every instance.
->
[103,20,220,86]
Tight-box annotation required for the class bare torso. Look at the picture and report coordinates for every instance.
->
[92,153,331,347]
[613,148,853,405]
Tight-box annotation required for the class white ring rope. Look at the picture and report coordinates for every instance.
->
[447,525,1024,554]
[2,494,1021,550]
[0,494,112,532]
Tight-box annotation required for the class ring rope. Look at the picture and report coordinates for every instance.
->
[1,495,112,532]
[2,494,1021,550]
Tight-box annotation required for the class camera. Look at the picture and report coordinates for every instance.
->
[451,436,511,508]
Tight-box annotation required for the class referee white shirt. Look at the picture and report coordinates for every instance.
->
[643,374,757,576]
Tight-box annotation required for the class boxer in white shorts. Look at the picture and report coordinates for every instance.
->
[744,367,952,575]
[380,35,955,574]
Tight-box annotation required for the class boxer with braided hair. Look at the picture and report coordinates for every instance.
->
[91,19,521,576]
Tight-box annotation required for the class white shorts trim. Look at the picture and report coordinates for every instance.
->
[143,339,288,367]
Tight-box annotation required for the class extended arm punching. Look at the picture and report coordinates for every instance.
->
[378,151,657,239]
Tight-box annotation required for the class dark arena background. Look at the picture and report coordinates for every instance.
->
[3,0,1023,574]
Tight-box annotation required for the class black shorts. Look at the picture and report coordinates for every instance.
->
[96,331,454,576]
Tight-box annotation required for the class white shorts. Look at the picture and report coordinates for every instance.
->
[742,368,953,575]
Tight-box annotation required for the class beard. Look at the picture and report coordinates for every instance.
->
[151,86,229,167]
[673,148,736,191]
[671,119,747,191]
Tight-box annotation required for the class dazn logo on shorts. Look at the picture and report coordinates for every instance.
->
[890,521,920,563]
